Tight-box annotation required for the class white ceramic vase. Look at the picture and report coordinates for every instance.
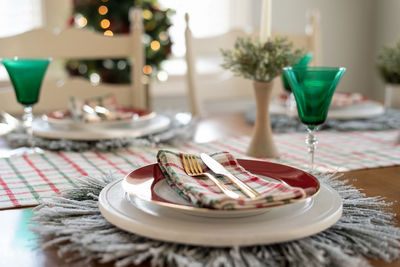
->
[385,83,400,109]
[384,84,400,142]
[246,81,279,158]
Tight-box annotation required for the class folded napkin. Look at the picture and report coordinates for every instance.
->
[69,94,132,123]
[157,150,307,210]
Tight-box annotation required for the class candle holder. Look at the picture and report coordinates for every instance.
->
[259,0,272,43]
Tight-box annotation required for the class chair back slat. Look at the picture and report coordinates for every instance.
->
[0,7,146,113]
[0,28,135,59]
[191,29,251,57]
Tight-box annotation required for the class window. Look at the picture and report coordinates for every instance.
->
[157,0,254,77]
[159,0,231,57]
[0,0,43,38]
[0,0,43,81]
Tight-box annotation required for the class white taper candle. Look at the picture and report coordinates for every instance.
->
[260,0,272,43]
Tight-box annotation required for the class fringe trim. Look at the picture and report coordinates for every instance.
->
[7,112,196,151]
[31,173,400,267]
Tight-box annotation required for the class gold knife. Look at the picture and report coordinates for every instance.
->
[200,153,260,199]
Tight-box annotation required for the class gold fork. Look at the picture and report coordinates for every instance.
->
[181,153,241,199]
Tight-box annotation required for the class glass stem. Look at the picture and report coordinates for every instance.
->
[22,105,33,145]
[305,129,318,171]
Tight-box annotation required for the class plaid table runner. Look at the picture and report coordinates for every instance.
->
[0,130,399,209]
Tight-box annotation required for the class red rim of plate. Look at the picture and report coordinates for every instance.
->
[122,159,320,213]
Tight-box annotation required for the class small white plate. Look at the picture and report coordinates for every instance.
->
[99,179,342,247]
[126,179,270,218]
[327,101,385,119]
[32,115,170,140]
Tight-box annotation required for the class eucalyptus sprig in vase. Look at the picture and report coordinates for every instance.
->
[221,37,303,158]
[377,39,400,108]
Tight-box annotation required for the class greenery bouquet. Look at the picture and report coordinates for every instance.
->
[377,40,400,84]
[221,37,303,82]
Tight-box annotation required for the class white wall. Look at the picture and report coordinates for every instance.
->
[259,0,400,106]
[259,0,376,98]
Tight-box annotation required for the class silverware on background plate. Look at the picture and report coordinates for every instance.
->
[181,153,242,199]
[200,153,260,199]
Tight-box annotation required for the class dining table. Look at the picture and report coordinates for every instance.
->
[0,112,399,267]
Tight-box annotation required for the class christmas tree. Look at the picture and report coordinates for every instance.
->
[66,0,174,84]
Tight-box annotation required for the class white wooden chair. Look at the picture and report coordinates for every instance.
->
[184,10,321,116]
[0,8,146,114]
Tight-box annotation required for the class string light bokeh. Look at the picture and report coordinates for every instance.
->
[67,0,174,84]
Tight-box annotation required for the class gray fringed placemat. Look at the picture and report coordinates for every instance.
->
[31,173,400,267]
[245,108,400,133]
[6,112,196,151]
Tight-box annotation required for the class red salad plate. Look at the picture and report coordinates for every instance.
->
[122,159,320,218]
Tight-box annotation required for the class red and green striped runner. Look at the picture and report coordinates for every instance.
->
[0,130,399,209]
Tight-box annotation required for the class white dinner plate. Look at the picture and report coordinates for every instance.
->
[99,179,342,247]
[327,101,385,119]
[32,114,170,140]
[43,107,156,130]
[270,100,385,120]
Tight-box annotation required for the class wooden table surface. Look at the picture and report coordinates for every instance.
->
[0,113,399,267]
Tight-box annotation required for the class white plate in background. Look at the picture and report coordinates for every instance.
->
[32,115,170,140]
[270,100,385,120]
[43,107,156,130]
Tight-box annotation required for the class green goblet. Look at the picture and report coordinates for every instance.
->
[282,53,314,93]
[2,58,51,151]
[283,66,346,170]
[282,53,313,114]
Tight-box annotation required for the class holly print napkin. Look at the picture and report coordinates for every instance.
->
[157,150,307,210]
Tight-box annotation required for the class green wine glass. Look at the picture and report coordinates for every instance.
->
[282,53,314,93]
[283,66,346,170]
[282,53,313,114]
[2,58,51,148]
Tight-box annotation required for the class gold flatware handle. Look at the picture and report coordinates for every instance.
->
[222,172,260,199]
[181,153,242,199]
[202,172,242,199]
